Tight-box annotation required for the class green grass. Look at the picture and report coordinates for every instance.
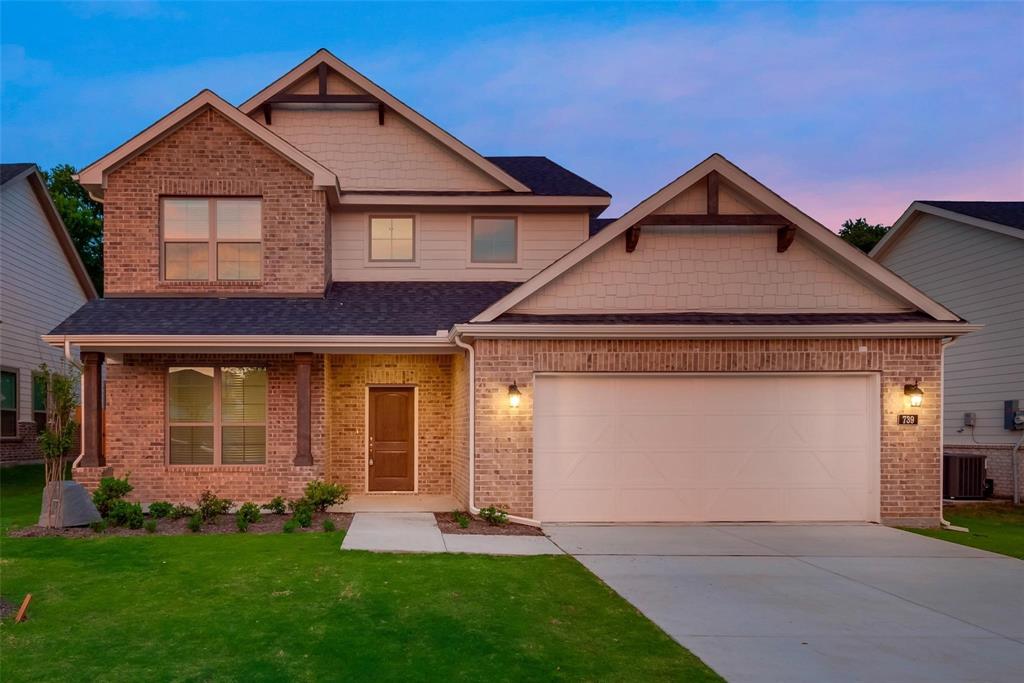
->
[908,503,1024,559]
[0,466,719,682]
[0,464,44,533]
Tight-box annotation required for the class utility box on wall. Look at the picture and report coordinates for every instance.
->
[1005,400,1023,431]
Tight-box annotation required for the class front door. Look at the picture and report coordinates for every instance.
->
[368,387,415,491]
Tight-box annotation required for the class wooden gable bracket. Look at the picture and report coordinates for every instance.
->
[261,64,387,126]
[706,170,720,215]
[625,225,642,253]
[777,224,796,252]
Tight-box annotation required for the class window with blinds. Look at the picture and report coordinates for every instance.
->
[163,198,262,281]
[167,366,267,465]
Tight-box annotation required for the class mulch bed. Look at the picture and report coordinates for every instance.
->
[7,512,352,538]
[434,511,544,536]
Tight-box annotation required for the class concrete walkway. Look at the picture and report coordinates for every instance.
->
[341,512,562,556]
[547,524,1024,683]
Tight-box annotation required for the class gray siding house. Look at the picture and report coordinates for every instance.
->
[872,201,1024,498]
[0,163,97,463]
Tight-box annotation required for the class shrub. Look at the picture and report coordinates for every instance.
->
[237,502,261,525]
[144,519,158,534]
[322,519,336,533]
[290,498,314,528]
[89,520,107,534]
[147,501,174,519]
[303,480,348,512]
[479,506,509,526]
[196,490,232,523]
[262,496,287,515]
[453,510,471,529]
[187,512,203,533]
[92,474,133,517]
[107,500,144,529]
[169,504,194,520]
[236,516,249,533]
[282,519,298,534]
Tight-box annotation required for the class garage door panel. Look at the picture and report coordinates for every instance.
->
[534,374,879,523]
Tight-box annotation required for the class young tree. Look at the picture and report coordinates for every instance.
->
[838,218,890,253]
[42,164,103,294]
[37,363,80,527]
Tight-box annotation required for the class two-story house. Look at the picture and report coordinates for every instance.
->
[47,50,976,526]
[1,163,97,463]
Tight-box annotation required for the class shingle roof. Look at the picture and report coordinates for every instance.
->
[51,281,520,336]
[588,216,617,237]
[485,156,610,197]
[919,201,1024,231]
[494,311,944,325]
[1,163,35,185]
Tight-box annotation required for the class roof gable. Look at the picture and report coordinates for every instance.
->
[474,154,961,322]
[871,201,1024,260]
[240,49,530,193]
[76,90,339,201]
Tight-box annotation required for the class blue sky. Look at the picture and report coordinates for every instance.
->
[2,1,1022,227]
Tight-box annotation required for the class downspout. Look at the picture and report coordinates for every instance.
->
[452,331,541,527]
[62,336,86,470]
[939,336,968,532]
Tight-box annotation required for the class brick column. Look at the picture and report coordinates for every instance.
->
[81,351,104,467]
[294,353,312,466]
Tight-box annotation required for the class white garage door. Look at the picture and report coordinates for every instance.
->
[534,374,879,523]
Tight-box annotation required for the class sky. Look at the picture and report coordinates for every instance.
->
[1,1,1022,228]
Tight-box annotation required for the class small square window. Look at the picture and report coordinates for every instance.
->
[471,217,517,263]
[369,217,415,261]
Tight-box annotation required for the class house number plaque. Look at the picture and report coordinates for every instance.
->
[897,414,919,425]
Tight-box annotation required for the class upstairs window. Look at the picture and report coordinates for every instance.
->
[163,198,262,281]
[471,217,517,264]
[167,366,267,465]
[369,216,415,262]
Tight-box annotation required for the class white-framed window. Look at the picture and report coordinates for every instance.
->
[162,198,262,281]
[471,216,518,264]
[167,366,267,465]
[368,216,415,262]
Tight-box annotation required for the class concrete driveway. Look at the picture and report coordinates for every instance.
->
[546,524,1024,683]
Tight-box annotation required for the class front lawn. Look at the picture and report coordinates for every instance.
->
[908,503,1024,559]
[0,466,720,681]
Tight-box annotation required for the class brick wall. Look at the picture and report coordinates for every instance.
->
[72,353,326,504]
[473,338,943,525]
[1,421,42,463]
[103,107,329,295]
[325,354,454,495]
[945,444,1022,500]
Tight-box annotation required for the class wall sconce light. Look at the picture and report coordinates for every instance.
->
[508,382,521,408]
[904,380,924,408]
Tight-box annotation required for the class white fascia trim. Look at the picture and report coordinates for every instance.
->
[240,49,531,194]
[472,154,962,323]
[871,201,1024,259]
[338,193,610,208]
[42,334,455,351]
[451,322,982,340]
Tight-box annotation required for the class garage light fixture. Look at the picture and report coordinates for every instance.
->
[904,379,924,408]
[508,382,521,408]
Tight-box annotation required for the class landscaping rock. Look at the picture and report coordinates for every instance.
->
[38,480,102,528]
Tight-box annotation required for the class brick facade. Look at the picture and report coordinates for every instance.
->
[103,107,329,296]
[72,353,326,504]
[325,354,456,495]
[1,421,42,464]
[472,338,944,525]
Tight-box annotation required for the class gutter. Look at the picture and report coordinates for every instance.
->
[42,333,456,352]
[451,329,541,528]
[452,322,982,340]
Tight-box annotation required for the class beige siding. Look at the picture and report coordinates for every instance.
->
[331,209,589,281]
[513,225,910,313]
[264,108,505,192]
[878,214,1024,445]
[0,176,89,421]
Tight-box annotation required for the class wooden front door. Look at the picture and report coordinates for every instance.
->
[368,387,415,491]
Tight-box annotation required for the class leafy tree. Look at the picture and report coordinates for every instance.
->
[838,217,889,253]
[42,164,103,294]
[37,362,81,528]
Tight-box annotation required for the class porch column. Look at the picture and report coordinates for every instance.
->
[81,351,104,467]
[294,352,312,466]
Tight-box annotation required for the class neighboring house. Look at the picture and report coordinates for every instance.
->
[46,50,975,526]
[0,163,98,463]
[872,201,1024,499]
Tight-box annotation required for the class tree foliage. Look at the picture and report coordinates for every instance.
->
[42,164,103,294]
[838,217,890,253]
[36,362,80,486]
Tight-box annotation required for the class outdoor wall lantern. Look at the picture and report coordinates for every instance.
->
[904,379,924,408]
[508,382,521,408]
